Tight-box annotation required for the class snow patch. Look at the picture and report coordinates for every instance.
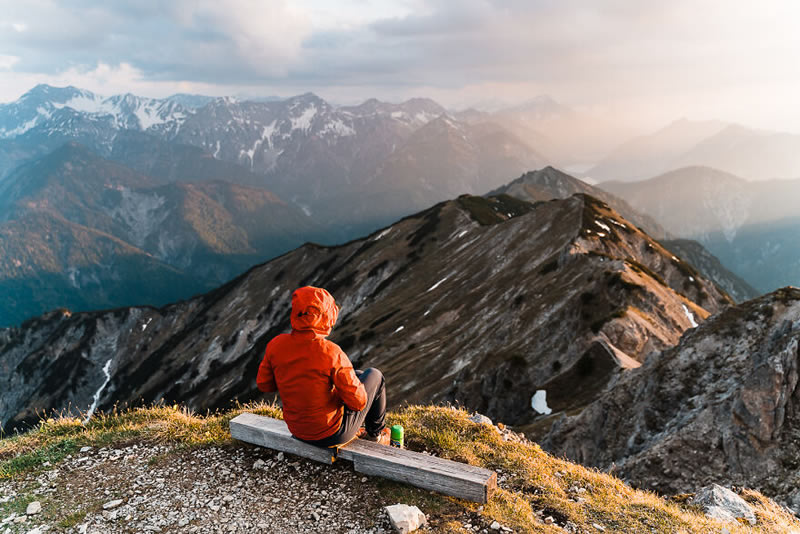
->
[531,390,552,415]
[0,115,39,137]
[682,304,698,328]
[321,118,355,137]
[133,102,167,129]
[373,228,392,241]
[291,103,317,132]
[84,358,113,423]
[456,230,468,238]
[426,277,449,292]
[595,220,611,232]
[394,325,405,333]
[141,318,152,332]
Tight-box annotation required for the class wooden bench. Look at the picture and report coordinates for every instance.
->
[229,412,497,503]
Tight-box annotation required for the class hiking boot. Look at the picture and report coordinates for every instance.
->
[363,427,391,445]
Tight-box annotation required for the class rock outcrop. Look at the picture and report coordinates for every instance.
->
[542,287,800,511]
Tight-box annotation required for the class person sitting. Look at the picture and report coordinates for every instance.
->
[256,286,390,446]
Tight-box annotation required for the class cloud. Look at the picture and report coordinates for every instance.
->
[2,0,800,132]
[0,55,20,70]
[0,0,312,82]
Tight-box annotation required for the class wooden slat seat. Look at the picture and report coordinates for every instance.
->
[230,412,497,503]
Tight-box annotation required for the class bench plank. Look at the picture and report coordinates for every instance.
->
[341,439,496,503]
[229,413,496,503]
[229,412,333,464]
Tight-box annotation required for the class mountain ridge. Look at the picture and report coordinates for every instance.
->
[0,192,730,434]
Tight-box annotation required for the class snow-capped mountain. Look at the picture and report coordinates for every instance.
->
[0,84,189,140]
[1,85,548,232]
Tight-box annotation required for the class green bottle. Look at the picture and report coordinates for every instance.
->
[390,424,404,448]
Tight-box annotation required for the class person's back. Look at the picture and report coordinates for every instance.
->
[256,286,390,446]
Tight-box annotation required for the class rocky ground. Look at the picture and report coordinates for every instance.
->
[0,439,520,534]
[2,442,400,534]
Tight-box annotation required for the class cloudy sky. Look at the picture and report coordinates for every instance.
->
[2,0,800,132]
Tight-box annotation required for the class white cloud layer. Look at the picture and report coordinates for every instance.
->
[2,0,800,132]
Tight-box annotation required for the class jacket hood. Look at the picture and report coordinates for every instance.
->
[290,286,339,336]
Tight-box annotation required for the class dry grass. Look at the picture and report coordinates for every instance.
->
[2,403,799,533]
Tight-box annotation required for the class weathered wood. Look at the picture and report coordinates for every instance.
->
[229,413,334,464]
[340,439,497,503]
[229,413,497,503]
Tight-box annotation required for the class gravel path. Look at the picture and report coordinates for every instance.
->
[1,442,420,533]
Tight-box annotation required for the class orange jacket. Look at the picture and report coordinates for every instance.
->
[256,286,367,441]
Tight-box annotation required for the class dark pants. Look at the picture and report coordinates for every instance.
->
[303,367,386,447]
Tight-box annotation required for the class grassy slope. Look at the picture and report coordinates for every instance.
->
[1,403,797,533]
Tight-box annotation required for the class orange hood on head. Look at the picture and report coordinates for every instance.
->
[290,286,339,336]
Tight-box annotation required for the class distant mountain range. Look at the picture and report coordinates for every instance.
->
[588,119,800,182]
[0,85,548,233]
[0,84,556,326]
[0,84,779,326]
[601,166,800,292]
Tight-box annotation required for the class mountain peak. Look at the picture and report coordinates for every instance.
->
[20,84,95,103]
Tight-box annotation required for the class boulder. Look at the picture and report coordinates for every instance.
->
[692,484,756,525]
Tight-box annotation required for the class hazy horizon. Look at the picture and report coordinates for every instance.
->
[2,1,800,135]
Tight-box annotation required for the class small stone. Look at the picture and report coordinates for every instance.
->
[592,523,606,531]
[311,512,320,521]
[276,452,284,462]
[544,516,555,524]
[469,413,493,425]
[253,460,265,469]
[361,477,368,483]
[80,446,92,453]
[384,504,427,534]
[271,498,281,504]
[222,495,234,502]
[25,502,41,515]
[102,499,123,510]
[490,521,501,530]
[25,528,42,534]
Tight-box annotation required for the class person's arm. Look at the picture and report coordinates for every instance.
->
[332,350,367,411]
[256,344,277,393]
